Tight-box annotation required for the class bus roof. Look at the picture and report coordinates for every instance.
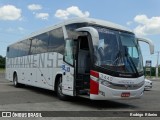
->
[9,18,133,46]
[63,17,132,32]
[31,17,133,36]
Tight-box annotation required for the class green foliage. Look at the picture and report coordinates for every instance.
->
[145,67,160,77]
[0,55,5,68]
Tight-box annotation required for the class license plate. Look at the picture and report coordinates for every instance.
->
[121,92,130,97]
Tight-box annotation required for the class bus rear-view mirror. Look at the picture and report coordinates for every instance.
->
[137,38,154,54]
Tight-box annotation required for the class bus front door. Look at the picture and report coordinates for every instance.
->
[62,39,75,96]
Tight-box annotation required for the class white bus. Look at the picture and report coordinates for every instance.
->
[5,18,154,100]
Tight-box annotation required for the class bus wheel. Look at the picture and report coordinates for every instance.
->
[56,77,68,100]
[13,74,20,87]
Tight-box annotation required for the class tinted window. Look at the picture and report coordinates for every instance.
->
[30,37,37,54]
[36,33,49,54]
[18,39,30,56]
[30,33,49,54]
[48,27,64,54]
[64,40,74,65]
[11,45,16,57]
[79,36,89,50]
[6,47,10,58]
[8,44,19,58]
[17,42,22,56]
[65,23,87,39]
[7,39,31,58]
[25,39,31,55]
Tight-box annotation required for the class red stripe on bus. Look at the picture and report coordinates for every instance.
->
[90,70,99,78]
[90,79,99,94]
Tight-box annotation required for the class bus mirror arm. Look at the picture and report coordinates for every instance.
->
[137,38,154,54]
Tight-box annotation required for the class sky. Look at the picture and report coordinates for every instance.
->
[0,0,160,67]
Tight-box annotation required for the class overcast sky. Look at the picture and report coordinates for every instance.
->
[0,0,160,66]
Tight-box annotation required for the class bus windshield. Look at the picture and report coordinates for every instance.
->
[94,27,143,74]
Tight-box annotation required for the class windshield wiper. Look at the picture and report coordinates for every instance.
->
[112,49,138,74]
[126,55,139,75]
[112,50,121,65]
[121,45,139,74]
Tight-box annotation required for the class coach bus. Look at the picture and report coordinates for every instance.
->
[5,18,154,100]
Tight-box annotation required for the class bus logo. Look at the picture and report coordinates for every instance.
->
[124,85,129,89]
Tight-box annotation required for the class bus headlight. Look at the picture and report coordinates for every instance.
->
[138,80,145,87]
[99,79,111,87]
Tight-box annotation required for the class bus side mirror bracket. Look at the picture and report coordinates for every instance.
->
[137,38,154,54]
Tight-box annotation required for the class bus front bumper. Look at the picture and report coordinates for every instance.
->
[90,84,144,100]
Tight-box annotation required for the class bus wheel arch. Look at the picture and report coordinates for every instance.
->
[54,74,62,90]
[54,74,68,100]
[13,71,19,87]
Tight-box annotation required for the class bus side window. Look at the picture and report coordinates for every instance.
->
[30,37,37,54]
[64,40,74,66]
[36,33,49,54]
[48,27,65,54]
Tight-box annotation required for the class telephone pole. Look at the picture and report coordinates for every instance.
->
[156,51,160,78]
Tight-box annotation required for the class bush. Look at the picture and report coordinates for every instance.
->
[0,55,5,68]
[145,67,160,77]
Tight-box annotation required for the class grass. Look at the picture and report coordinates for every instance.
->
[0,68,5,73]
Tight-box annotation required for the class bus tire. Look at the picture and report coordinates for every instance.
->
[56,77,68,100]
[13,73,20,87]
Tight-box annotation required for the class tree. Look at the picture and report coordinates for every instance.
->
[145,67,160,77]
[0,55,5,68]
